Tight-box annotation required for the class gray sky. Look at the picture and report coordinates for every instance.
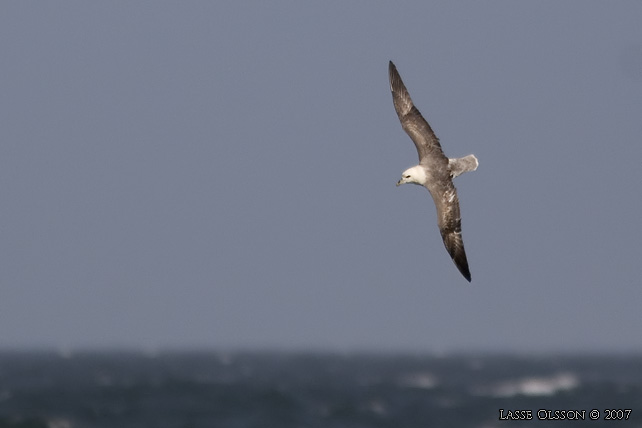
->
[1,2,641,353]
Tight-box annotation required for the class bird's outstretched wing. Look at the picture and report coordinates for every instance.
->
[429,182,471,282]
[389,61,447,164]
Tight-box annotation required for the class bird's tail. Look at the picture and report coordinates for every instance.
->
[448,154,478,178]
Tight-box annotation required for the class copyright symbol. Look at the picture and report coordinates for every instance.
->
[589,409,600,420]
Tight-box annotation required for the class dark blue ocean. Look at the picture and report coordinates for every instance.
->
[0,351,640,428]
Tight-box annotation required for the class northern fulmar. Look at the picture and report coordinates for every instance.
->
[389,61,478,282]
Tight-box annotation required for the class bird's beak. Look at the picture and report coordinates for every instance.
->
[396,179,403,187]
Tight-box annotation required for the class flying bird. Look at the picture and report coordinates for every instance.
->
[389,61,478,282]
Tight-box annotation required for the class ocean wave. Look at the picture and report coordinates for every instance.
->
[396,371,438,389]
[474,372,579,397]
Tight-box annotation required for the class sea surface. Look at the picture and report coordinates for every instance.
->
[0,351,640,428]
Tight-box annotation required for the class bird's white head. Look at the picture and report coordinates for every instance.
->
[396,165,427,187]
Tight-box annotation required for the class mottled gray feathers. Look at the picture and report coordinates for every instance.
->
[389,61,477,282]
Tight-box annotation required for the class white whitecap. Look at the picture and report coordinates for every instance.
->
[492,373,579,397]
[397,372,438,389]
[472,372,579,398]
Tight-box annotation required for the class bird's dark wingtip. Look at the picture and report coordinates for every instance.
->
[388,61,402,93]
[456,259,472,282]
[448,243,472,282]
